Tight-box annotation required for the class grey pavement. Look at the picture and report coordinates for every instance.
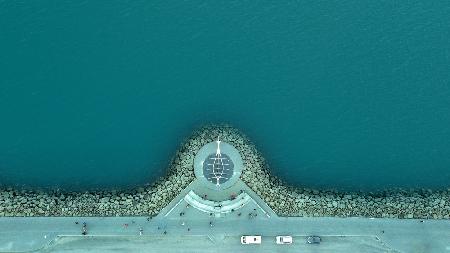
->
[0,216,449,252]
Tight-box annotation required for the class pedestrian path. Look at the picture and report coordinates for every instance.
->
[1,215,449,253]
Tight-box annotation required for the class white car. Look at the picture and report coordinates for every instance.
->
[241,235,262,244]
[276,235,293,244]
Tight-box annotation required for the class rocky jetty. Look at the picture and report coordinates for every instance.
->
[1,125,449,218]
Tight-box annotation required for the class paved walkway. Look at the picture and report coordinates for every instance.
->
[1,216,449,252]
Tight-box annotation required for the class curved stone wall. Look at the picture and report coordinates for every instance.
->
[0,124,449,219]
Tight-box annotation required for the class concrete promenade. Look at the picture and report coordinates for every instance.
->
[0,215,449,252]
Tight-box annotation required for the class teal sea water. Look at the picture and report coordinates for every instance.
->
[1,1,449,191]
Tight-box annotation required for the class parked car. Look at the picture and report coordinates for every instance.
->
[306,235,321,244]
[241,235,262,244]
[276,235,293,244]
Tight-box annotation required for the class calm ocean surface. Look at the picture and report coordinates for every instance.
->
[1,1,449,191]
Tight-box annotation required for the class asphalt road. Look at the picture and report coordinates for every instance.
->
[36,235,392,253]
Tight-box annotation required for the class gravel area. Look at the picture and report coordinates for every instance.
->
[1,125,449,219]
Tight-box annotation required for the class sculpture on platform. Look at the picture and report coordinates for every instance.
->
[203,138,234,186]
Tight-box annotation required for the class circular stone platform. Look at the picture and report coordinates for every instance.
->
[194,140,243,191]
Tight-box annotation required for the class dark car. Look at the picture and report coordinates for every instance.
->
[306,236,321,244]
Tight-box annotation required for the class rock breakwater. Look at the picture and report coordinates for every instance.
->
[1,125,449,219]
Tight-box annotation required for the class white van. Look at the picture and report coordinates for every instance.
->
[241,235,262,244]
[276,235,293,244]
